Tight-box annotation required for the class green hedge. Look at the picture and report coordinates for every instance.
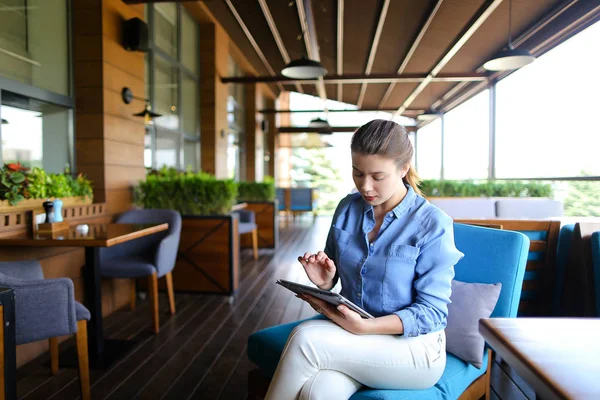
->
[237,176,275,202]
[135,167,238,215]
[419,180,553,198]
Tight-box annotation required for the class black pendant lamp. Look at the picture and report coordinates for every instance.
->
[121,87,163,125]
[483,0,535,71]
[1,119,8,124]
[281,57,328,79]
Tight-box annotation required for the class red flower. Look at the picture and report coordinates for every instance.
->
[6,163,29,172]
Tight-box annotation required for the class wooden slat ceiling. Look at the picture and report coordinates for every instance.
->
[203,0,598,114]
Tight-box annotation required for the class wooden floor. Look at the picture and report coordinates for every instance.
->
[16,215,534,400]
[16,215,323,400]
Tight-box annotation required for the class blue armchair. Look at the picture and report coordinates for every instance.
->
[99,209,182,333]
[0,260,90,400]
[234,209,259,260]
[247,223,529,400]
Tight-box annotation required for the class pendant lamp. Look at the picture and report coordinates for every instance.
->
[1,119,8,124]
[281,57,327,79]
[483,0,535,71]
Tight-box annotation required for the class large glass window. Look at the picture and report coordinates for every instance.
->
[443,90,489,180]
[146,5,200,171]
[227,56,245,180]
[495,21,600,179]
[0,0,70,96]
[1,92,72,172]
[416,119,442,180]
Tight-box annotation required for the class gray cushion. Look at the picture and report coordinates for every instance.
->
[446,280,501,368]
[75,302,91,321]
[99,256,156,278]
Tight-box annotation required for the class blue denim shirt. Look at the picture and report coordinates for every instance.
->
[324,185,463,337]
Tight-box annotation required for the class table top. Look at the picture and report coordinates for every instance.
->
[0,223,169,248]
[479,318,600,400]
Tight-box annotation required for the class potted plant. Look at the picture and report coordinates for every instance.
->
[0,164,94,212]
[236,176,278,249]
[135,167,240,295]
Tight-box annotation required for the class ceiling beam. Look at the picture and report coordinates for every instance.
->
[378,0,443,108]
[258,0,303,94]
[260,108,425,114]
[224,0,284,92]
[297,0,328,104]
[431,0,593,112]
[357,0,390,108]
[394,0,503,117]
[221,72,488,84]
[337,0,344,101]
[278,126,417,133]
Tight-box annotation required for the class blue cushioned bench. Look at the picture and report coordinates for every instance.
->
[247,223,529,399]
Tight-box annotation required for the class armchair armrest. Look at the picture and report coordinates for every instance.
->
[154,233,180,278]
[0,274,78,345]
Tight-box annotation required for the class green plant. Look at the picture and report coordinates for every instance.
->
[0,163,29,205]
[419,179,553,198]
[27,167,49,199]
[136,171,238,215]
[69,173,94,200]
[237,180,276,202]
[46,173,72,198]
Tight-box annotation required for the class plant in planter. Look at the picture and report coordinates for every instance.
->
[136,168,238,215]
[237,176,276,202]
[419,179,553,198]
[0,163,94,207]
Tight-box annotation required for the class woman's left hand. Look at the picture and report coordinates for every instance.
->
[298,294,367,335]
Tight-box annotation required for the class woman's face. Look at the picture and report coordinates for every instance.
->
[351,152,409,207]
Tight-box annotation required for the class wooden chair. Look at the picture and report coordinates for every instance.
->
[456,219,560,316]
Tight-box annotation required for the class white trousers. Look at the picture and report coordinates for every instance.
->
[264,319,446,400]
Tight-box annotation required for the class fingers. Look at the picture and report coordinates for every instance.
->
[325,257,336,271]
[315,251,328,262]
[298,251,331,265]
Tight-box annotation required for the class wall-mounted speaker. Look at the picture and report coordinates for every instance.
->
[123,17,149,52]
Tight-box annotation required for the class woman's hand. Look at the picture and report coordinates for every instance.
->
[299,294,368,335]
[298,251,336,290]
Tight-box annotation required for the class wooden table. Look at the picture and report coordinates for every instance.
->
[480,318,600,400]
[0,223,168,368]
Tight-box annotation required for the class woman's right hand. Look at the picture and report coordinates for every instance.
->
[298,251,337,290]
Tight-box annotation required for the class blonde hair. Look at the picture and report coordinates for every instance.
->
[350,119,422,196]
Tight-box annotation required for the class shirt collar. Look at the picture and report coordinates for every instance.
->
[362,184,417,219]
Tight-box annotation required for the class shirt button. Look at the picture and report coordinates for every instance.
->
[357,293,361,298]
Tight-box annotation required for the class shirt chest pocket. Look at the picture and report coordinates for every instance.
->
[382,244,420,309]
[332,227,353,257]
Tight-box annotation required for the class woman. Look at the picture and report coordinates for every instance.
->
[265,119,463,400]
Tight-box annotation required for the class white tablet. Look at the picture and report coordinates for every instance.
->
[276,279,375,319]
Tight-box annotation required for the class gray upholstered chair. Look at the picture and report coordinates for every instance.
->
[0,260,90,400]
[234,209,258,260]
[99,209,182,333]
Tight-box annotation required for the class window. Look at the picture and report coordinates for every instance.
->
[146,5,200,171]
[416,119,442,180]
[1,93,72,173]
[227,56,245,180]
[0,0,70,96]
[443,90,489,180]
[495,21,600,179]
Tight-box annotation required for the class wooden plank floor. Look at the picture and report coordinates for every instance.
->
[16,215,323,400]
[16,215,535,400]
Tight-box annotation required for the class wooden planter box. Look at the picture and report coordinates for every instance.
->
[239,201,278,249]
[0,196,93,214]
[171,214,240,295]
